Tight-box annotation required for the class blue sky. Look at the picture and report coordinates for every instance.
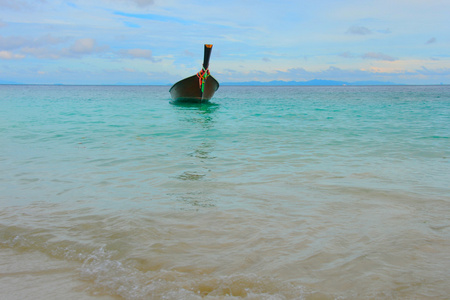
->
[0,0,449,84]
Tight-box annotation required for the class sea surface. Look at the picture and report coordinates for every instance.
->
[0,84,449,299]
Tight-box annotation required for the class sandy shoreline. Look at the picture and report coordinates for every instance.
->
[0,248,115,300]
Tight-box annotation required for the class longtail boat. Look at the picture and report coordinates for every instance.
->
[169,44,219,102]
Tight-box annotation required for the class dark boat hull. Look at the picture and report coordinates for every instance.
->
[169,75,219,103]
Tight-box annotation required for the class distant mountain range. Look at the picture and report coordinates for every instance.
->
[222,79,400,86]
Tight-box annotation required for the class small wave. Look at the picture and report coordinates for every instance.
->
[80,247,307,300]
[1,225,306,299]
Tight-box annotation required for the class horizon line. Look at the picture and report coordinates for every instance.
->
[1,82,449,87]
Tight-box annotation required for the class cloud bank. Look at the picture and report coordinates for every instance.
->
[0,0,448,84]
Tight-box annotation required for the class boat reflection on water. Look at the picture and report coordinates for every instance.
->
[170,100,219,130]
[169,101,220,210]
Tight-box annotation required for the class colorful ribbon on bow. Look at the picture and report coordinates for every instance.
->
[197,67,210,93]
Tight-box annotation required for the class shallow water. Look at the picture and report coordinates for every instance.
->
[1,85,449,299]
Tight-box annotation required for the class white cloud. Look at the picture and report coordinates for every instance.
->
[339,52,356,58]
[346,26,372,35]
[70,38,99,54]
[19,38,109,59]
[120,48,154,59]
[21,47,62,59]
[105,0,155,9]
[426,37,436,44]
[362,52,397,61]
[0,0,45,11]
[416,66,450,76]
[0,50,25,59]
[59,38,109,58]
[130,0,155,7]
[0,34,65,51]
[339,52,397,62]
[0,35,28,50]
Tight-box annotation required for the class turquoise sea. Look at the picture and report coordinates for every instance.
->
[0,85,449,299]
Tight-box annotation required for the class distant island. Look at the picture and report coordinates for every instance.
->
[222,79,400,86]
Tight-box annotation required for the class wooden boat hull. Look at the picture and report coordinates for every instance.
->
[169,74,219,103]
